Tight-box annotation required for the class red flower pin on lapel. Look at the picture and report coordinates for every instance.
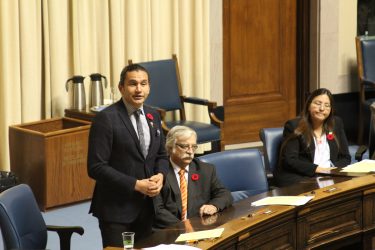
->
[326,132,334,141]
[191,174,199,181]
[146,113,154,127]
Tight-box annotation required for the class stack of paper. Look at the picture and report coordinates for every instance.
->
[175,228,224,243]
[251,196,313,206]
[341,159,375,173]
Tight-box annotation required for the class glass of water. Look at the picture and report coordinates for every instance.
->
[122,232,135,249]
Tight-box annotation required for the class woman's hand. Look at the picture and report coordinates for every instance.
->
[315,166,337,174]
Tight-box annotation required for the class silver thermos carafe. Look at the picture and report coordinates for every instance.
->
[89,73,107,108]
[65,75,86,110]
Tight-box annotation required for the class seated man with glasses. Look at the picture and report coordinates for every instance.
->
[153,125,232,229]
[274,88,351,187]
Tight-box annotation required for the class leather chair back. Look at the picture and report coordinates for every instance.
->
[0,184,47,249]
[198,148,268,202]
[259,127,283,176]
[358,37,375,83]
[129,55,222,150]
[355,35,375,144]
[138,59,183,111]
[370,104,375,158]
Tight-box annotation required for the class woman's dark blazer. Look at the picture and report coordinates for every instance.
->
[274,116,351,187]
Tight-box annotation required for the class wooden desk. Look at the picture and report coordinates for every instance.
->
[9,117,95,210]
[106,175,375,249]
[64,108,96,122]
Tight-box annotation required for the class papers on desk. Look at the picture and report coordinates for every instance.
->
[251,196,314,206]
[175,228,224,243]
[341,159,375,173]
[144,244,201,249]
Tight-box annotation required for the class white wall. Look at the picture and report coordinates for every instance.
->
[311,0,358,93]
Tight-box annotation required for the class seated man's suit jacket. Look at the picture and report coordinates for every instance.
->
[153,158,233,229]
[274,116,351,187]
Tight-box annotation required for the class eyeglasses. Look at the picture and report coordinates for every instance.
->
[175,143,198,152]
[312,101,331,109]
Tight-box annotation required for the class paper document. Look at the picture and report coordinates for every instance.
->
[175,228,224,242]
[341,159,375,173]
[251,196,313,206]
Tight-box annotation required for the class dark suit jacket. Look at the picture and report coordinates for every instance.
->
[87,100,168,224]
[274,116,351,187]
[153,159,233,229]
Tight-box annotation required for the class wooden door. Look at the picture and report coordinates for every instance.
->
[223,0,297,145]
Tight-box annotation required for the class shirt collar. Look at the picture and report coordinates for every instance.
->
[170,158,189,174]
[122,98,144,116]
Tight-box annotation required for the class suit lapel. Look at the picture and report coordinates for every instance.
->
[116,101,143,156]
[309,141,315,161]
[299,134,315,161]
[144,106,155,157]
[327,134,337,159]
[166,163,182,213]
[187,161,199,216]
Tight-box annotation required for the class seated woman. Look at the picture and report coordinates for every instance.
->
[274,88,351,187]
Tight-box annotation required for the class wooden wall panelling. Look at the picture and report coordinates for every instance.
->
[223,0,297,144]
[363,189,375,248]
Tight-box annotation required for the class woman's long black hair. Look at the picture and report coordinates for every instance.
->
[293,88,336,148]
[278,87,338,158]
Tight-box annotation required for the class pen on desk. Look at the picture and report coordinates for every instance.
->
[304,190,315,197]
[186,239,198,244]
[247,209,274,217]
[324,187,338,193]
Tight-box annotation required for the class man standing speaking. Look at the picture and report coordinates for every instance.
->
[87,64,168,248]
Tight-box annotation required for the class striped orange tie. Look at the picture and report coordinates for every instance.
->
[184,219,194,233]
[179,169,187,220]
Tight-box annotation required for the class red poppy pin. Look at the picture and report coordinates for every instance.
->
[191,174,199,181]
[326,132,334,141]
[146,113,154,127]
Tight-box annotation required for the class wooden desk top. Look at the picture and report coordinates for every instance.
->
[103,176,357,249]
[104,173,375,250]
[64,108,96,122]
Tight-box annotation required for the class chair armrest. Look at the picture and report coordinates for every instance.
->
[182,96,222,127]
[149,107,170,134]
[209,112,223,125]
[183,96,210,105]
[362,79,375,86]
[355,145,368,161]
[182,96,217,110]
[47,225,84,250]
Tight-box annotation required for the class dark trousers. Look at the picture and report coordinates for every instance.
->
[99,201,154,248]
